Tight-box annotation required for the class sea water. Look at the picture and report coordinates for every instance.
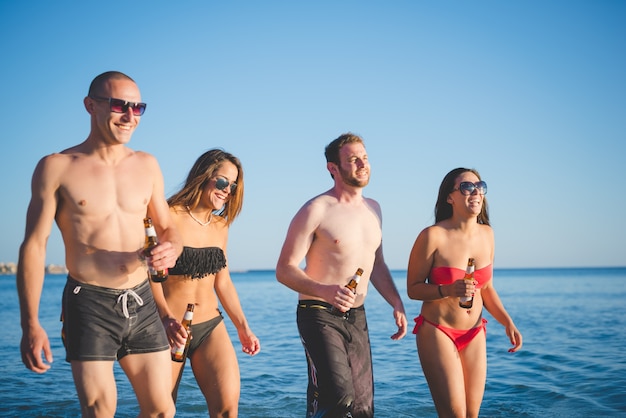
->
[1,268,625,417]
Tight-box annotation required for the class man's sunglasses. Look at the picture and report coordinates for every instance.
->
[215,176,237,193]
[455,181,488,196]
[90,96,147,116]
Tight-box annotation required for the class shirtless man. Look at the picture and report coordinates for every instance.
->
[276,133,408,418]
[17,71,182,417]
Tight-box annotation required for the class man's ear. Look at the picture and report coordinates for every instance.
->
[84,96,95,114]
[327,161,338,177]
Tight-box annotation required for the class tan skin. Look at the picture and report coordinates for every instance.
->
[276,142,407,340]
[151,161,260,417]
[407,171,522,418]
[17,77,181,417]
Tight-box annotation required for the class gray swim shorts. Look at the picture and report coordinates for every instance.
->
[61,276,169,361]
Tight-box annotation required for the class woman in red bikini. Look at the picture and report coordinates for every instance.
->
[407,167,522,418]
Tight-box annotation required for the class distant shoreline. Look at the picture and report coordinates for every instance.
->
[0,263,68,275]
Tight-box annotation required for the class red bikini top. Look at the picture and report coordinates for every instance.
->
[429,264,492,288]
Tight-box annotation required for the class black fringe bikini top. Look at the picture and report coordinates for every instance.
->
[168,246,227,279]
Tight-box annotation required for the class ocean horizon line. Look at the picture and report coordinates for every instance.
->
[231,265,626,274]
[1,265,624,278]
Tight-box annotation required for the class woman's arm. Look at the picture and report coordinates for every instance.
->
[482,284,523,352]
[407,227,444,301]
[214,266,260,355]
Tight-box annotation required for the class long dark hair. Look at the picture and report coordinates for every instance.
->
[434,167,490,225]
[168,149,244,226]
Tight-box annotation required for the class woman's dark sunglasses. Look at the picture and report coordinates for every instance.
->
[215,177,237,193]
[455,181,488,196]
[90,96,147,116]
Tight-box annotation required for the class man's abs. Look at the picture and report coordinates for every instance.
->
[65,244,148,288]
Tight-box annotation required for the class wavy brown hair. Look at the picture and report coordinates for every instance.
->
[434,167,490,225]
[168,149,244,226]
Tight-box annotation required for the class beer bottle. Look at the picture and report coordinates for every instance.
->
[171,303,194,362]
[143,217,168,282]
[345,268,364,293]
[459,258,475,309]
[331,268,364,316]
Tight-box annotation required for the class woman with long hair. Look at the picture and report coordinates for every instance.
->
[153,149,260,417]
[407,167,522,418]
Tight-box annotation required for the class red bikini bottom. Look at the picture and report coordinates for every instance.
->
[413,315,487,352]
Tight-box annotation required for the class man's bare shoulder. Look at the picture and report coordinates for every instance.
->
[128,149,156,159]
[307,190,337,205]
[287,191,337,231]
[362,195,382,215]
[362,195,380,207]
[129,149,160,167]
[298,190,337,212]
[34,151,76,176]
[55,144,157,163]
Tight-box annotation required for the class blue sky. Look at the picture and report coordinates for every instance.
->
[1,1,624,270]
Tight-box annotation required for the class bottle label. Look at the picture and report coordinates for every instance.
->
[145,226,157,237]
[460,276,473,302]
[460,265,474,303]
[171,342,186,357]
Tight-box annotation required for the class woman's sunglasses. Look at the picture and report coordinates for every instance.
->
[215,177,237,193]
[455,181,487,196]
[90,96,147,116]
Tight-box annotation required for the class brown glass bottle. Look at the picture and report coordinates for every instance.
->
[345,268,364,292]
[171,303,194,362]
[143,217,168,282]
[459,258,475,309]
[331,268,364,316]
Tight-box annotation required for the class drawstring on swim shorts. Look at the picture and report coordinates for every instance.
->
[117,289,144,318]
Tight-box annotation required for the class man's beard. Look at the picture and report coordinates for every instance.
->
[339,166,369,188]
